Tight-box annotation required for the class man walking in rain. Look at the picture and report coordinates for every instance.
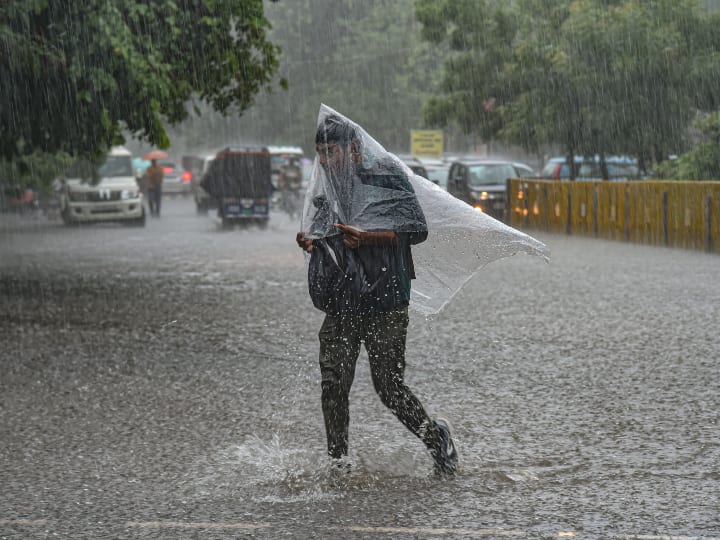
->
[145,159,164,217]
[296,111,458,475]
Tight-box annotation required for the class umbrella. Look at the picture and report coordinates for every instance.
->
[142,150,169,161]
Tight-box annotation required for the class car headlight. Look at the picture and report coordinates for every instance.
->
[68,191,87,202]
[471,191,500,202]
[121,190,141,200]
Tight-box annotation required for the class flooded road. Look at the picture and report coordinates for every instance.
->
[1,198,718,539]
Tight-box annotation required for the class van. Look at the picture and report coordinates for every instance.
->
[200,147,272,229]
[60,146,145,226]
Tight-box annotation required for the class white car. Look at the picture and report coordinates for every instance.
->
[60,146,145,226]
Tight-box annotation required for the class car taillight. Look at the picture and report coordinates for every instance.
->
[182,171,192,182]
[163,167,173,174]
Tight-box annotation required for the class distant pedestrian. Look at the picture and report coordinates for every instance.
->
[146,160,164,217]
[296,113,458,475]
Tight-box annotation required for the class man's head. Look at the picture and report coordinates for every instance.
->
[315,114,361,177]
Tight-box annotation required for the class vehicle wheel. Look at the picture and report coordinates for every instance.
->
[127,208,146,227]
[257,219,269,230]
[221,217,233,229]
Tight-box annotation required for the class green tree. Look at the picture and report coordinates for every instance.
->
[415,0,720,178]
[169,0,450,155]
[654,113,720,180]
[1,0,282,188]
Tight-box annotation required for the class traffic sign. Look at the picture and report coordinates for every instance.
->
[411,130,443,157]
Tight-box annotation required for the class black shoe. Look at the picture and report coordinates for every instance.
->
[431,418,458,476]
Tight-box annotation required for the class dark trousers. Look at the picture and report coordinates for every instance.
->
[147,187,162,216]
[318,307,438,458]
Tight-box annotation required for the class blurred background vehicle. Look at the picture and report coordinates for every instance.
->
[157,160,192,196]
[0,184,38,214]
[425,164,450,189]
[419,157,451,189]
[397,154,429,179]
[277,156,304,220]
[192,154,217,214]
[268,146,304,190]
[446,159,535,222]
[200,146,272,229]
[541,155,641,181]
[59,146,145,226]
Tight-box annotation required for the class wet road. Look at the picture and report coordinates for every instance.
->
[1,198,718,539]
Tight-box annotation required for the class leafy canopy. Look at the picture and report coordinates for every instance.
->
[415,0,720,175]
[1,0,282,185]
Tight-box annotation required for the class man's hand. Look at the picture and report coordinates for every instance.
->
[335,224,398,249]
[296,232,314,253]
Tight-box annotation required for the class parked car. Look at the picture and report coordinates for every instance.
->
[425,163,451,189]
[446,159,535,222]
[541,155,641,181]
[397,154,429,179]
[410,156,451,189]
[157,160,192,196]
[59,146,145,226]
[193,154,217,214]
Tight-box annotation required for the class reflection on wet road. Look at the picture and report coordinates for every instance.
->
[1,199,718,539]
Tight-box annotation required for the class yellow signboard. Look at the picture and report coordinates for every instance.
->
[411,130,443,157]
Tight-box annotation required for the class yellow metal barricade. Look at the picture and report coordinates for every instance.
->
[508,179,720,254]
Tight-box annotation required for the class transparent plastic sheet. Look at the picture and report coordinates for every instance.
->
[301,104,550,316]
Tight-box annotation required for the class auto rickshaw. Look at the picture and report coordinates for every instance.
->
[200,146,273,229]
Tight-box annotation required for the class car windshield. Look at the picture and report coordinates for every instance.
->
[427,167,448,187]
[468,164,516,186]
[608,163,639,177]
[271,155,302,172]
[65,155,133,179]
[98,156,134,177]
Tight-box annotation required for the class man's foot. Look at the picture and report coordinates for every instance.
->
[431,418,458,476]
[329,457,352,475]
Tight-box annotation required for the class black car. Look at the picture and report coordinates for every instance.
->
[446,159,535,222]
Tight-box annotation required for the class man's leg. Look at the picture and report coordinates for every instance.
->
[364,308,432,440]
[156,188,162,217]
[147,189,155,215]
[365,308,458,473]
[318,314,361,458]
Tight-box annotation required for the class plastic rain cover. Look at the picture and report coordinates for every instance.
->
[301,104,550,315]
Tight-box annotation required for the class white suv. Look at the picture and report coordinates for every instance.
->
[60,146,145,226]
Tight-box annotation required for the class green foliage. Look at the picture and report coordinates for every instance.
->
[1,0,281,189]
[415,0,720,175]
[654,113,720,180]
[168,0,449,154]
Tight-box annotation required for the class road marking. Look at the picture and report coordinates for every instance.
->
[0,519,49,526]
[126,521,271,530]
[336,526,527,537]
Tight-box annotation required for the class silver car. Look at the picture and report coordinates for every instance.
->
[158,161,192,196]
